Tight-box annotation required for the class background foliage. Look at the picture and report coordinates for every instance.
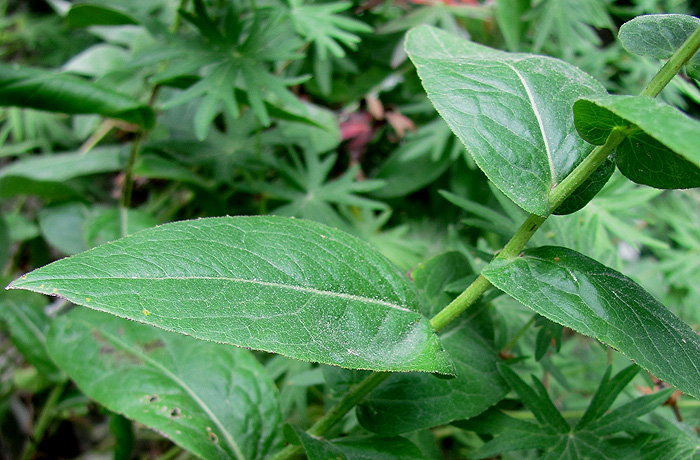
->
[1,0,700,459]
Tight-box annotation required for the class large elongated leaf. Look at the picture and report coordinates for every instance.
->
[619,14,700,80]
[0,63,154,128]
[482,246,700,400]
[573,94,700,189]
[9,216,454,375]
[405,26,606,216]
[47,308,281,460]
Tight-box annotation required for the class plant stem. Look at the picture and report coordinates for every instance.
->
[268,372,390,460]
[642,26,700,98]
[20,381,66,460]
[501,315,537,355]
[269,23,700,460]
[120,133,144,238]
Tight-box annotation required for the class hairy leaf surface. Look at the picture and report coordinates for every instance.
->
[9,216,454,374]
[406,26,606,216]
[619,14,700,79]
[47,308,281,460]
[482,246,700,399]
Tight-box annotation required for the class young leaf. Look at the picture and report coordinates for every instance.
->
[482,246,700,400]
[290,426,347,460]
[406,26,606,216]
[575,365,638,430]
[574,94,700,189]
[0,63,154,129]
[9,216,455,375]
[47,308,281,460]
[619,14,700,80]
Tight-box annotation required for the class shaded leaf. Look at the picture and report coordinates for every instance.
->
[10,216,454,375]
[0,288,63,380]
[47,308,281,460]
[574,94,700,189]
[66,4,138,27]
[0,147,124,199]
[553,156,615,215]
[333,436,427,459]
[0,63,154,129]
[482,246,700,400]
[406,26,606,216]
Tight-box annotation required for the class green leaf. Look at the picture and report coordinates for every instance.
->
[65,4,139,27]
[0,212,8,270]
[0,288,63,380]
[332,436,427,460]
[357,318,506,435]
[47,308,281,460]
[553,157,615,215]
[575,365,638,430]
[406,26,606,216]
[482,246,700,400]
[287,0,372,60]
[0,147,124,199]
[39,202,91,255]
[9,216,455,375]
[494,0,530,51]
[573,95,700,189]
[619,14,700,80]
[291,427,347,460]
[371,119,458,199]
[0,63,154,129]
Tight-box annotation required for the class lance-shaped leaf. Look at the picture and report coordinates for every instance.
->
[619,14,700,80]
[0,63,154,129]
[47,308,281,460]
[574,94,700,189]
[482,246,700,400]
[9,216,454,375]
[405,26,606,216]
[66,4,139,27]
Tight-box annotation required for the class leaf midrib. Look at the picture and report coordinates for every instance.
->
[13,275,412,312]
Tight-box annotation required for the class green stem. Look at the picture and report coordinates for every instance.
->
[501,315,537,354]
[269,23,700,460]
[20,381,66,460]
[642,26,700,98]
[120,133,144,238]
[268,373,390,460]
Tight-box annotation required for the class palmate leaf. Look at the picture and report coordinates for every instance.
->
[573,94,700,189]
[464,364,675,460]
[156,2,306,138]
[48,308,281,460]
[482,246,700,400]
[287,0,372,61]
[405,26,607,216]
[8,216,455,375]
